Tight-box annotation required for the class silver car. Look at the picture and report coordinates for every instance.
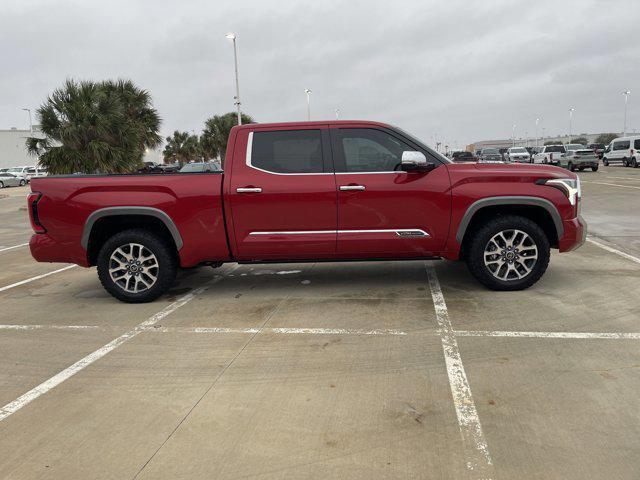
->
[0,172,25,188]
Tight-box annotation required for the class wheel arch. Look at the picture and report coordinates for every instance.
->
[456,197,563,252]
[82,207,183,265]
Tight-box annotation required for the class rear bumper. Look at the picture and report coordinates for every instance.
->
[558,215,587,252]
[29,233,89,267]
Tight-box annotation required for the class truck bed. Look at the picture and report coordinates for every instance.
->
[29,173,230,267]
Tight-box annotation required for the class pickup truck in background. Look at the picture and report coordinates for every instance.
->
[533,145,566,165]
[28,121,586,302]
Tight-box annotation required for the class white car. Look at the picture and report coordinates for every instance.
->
[25,166,48,180]
[532,145,566,165]
[602,136,640,168]
[505,147,531,163]
[4,166,32,182]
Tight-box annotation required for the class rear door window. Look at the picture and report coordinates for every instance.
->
[250,130,324,174]
[634,139,640,149]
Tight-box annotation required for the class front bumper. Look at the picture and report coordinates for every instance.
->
[558,215,587,252]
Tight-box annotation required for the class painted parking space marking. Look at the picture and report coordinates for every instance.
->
[143,326,410,336]
[0,268,236,423]
[0,242,29,253]
[586,237,640,265]
[455,330,640,340]
[0,265,77,293]
[0,324,101,331]
[426,263,494,479]
[582,181,640,190]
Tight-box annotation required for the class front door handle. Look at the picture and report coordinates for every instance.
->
[236,187,262,193]
[339,185,365,191]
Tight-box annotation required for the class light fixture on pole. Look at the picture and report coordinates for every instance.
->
[512,124,516,147]
[22,108,32,133]
[335,108,340,120]
[225,32,242,125]
[568,107,575,140]
[622,90,631,136]
[535,118,540,148]
[304,89,312,121]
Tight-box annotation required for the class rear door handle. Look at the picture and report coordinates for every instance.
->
[236,187,262,193]
[339,185,365,191]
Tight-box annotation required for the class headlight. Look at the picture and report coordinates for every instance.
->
[536,177,581,205]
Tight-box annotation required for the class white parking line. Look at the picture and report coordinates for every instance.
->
[0,269,235,423]
[143,326,410,336]
[0,242,29,253]
[426,263,494,479]
[0,324,101,331]
[586,237,640,265]
[0,265,77,293]
[455,330,640,340]
[582,181,640,190]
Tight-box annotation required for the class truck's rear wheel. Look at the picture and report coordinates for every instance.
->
[97,229,177,303]
[465,215,550,291]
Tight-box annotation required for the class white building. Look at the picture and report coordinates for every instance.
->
[0,126,164,169]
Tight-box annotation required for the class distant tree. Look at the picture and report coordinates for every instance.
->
[544,140,559,145]
[26,79,161,174]
[163,131,201,165]
[569,137,588,145]
[201,112,254,164]
[595,133,618,145]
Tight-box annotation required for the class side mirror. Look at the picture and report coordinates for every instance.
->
[401,151,436,172]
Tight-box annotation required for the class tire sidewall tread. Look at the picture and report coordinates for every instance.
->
[97,229,177,303]
[465,215,551,291]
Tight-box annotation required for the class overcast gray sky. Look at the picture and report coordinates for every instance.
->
[1,0,638,149]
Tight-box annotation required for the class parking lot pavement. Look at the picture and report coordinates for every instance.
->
[0,168,639,479]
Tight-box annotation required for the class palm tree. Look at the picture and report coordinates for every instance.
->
[163,131,201,165]
[201,112,254,164]
[26,79,161,174]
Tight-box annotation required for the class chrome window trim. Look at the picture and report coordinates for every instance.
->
[335,171,407,175]
[245,131,333,176]
[249,229,429,237]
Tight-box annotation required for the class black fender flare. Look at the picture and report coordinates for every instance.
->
[81,206,183,250]
[455,196,564,244]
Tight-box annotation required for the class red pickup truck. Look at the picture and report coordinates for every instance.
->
[28,121,586,302]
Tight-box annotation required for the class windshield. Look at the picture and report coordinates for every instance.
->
[565,144,585,150]
[392,127,452,164]
[482,149,500,154]
[511,148,527,153]
[7,167,22,172]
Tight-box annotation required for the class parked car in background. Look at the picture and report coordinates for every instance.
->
[602,136,640,168]
[0,172,24,188]
[4,166,31,183]
[533,145,566,165]
[587,143,606,159]
[25,167,48,180]
[559,145,599,172]
[477,148,503,163]
[179,161,222,172]
[505,147,531,163]
[450,151,477,162]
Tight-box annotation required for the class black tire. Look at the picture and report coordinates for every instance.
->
[591,165,599,172]
[568,161,575,171]
[632,158,638,168]
[465,215,550,291]
[97,229,177,303]
[603,158,609,166]
[622,158,628,167]
[19,179,26,186]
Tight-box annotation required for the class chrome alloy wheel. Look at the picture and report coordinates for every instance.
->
[108,243,159,293]
[483,229,538,281]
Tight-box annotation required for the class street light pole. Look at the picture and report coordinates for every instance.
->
[22,108,32,133]
[225,33,242,125]
[335,108,340,120]
[304,89,312,121]
[568,107,575,140]
[535,118,540,148]
[512,124,516,147]
[622,90,631,136]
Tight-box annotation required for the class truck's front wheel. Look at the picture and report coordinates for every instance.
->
[465,215,550,291]
[97,229,177,303]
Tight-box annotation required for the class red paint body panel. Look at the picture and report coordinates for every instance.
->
[28,120,586,269]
